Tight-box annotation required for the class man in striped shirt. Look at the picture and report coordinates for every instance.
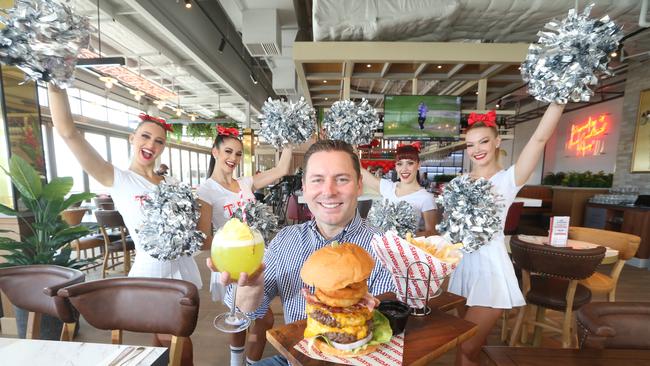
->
[216,140,395,366]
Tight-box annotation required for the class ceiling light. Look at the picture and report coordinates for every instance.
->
[218,37,226,53]
[610,51,618,57]
[77,57,126,67]
[190,114,196,122]
[366,64,371,68]
[437,65,442,69]
[475,91,479,95]
[325,97,329,100]
[184,0,192,8]
[323,80,327,83]
[176,107,183,117]
[129,90,145,101]
[495,104,500,108]
[99,76,116,89]
[249,74,258,84]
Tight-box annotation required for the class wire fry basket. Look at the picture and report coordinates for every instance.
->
[395,261,447,316]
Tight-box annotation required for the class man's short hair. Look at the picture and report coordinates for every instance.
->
[303,139,360,179]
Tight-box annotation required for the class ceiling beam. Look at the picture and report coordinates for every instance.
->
[380,63,392,78]
[446,64,465,79]
[414,63,428,78]
[293,42,529,64]
[451,80,478,96]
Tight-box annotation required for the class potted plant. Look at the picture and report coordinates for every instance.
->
[0,155,94,339]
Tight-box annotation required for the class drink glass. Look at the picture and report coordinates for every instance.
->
[211,226,264,333]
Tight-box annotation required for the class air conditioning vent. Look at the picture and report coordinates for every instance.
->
[272,60,297,96]
[243,10,281,57]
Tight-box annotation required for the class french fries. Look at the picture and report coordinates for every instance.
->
[404,233,463,264]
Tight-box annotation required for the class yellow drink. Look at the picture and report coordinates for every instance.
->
[211,218,265,280]
[212,242,264,280]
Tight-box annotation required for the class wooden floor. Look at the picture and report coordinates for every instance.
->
[5,251,650,365]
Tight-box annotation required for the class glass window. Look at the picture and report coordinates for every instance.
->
[171,148,181,181]
[85,132,108,194]
[181,149,191,183]
[67,88,82,115]
[41,125,52,182]
[191,151,199,186]
[198,153,207,183]
[53,132,84,193]
[38,86,49,107]
[110,137,130,170]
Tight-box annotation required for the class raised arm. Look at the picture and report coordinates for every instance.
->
[360,167,381,192]
[514,103,566,186]
[48,86,114,187]
[252,145,293,190]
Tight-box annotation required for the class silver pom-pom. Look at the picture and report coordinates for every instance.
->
[137,182,205,261]
[521,4,623,104]
[323,99,381,146]
[367,199,418,238]
[231,201,279,244]
[259,97,316,149]
[435,176,503,253]
[0,0,90,88]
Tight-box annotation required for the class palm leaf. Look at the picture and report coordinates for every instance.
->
[9,155,42,201]
[42,177,73,200]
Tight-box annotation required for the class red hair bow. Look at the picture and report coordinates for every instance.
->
[397,141,422,152]
[468,110,497,128]
[138,113,174,132]
[217,125,240,137]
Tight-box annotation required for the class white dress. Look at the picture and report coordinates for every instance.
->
[448,166,526,309]
[109,167,202,289]
[379,179,437,230]
[195,176,256,230]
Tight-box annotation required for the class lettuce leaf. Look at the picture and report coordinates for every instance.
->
[368,310,392,346]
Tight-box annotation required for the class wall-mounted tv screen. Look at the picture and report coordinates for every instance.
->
[383,95,461,140]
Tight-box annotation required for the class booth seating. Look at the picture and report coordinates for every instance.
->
[577,302,650,349]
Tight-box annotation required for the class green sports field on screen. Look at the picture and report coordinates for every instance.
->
[383,95,461,140]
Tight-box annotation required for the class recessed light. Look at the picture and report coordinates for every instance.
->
[366,64,372,68]
[437,65,442,69]
[323,80,328,83]
[325,97,329,100]
[475,91,479,95]
[495,104,500,108]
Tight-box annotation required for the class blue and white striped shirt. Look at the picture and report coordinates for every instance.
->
[225,213,396,324]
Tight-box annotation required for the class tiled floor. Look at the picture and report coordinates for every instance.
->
[18,252,650,365]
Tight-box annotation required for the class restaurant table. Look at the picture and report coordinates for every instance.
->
[0,337,168,366]
[266,292,477,366]
[481,346,650,366]
[505,235,619,265]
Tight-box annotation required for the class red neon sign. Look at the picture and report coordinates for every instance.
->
[565,114,609,157]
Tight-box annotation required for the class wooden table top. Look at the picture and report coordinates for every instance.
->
[482,346,650,366]
[266,292,477,366]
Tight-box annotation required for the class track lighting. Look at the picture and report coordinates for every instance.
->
[184,0,192,9]
[99,76,116,89]
[129,90,144,101]
[249,74,258,85]
[218,38,226,53]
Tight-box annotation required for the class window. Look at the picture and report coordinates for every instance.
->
[107,99,129,127]
[171,147,181,181]
[85,132,108,193]
[38,86,49,107]
[181,149,191,183]
[199,153,207,183]
[67,88,82,116]
[53,132,84,193]
[110,137,129,170]
[80,90,108,121]
[190,151,199,186]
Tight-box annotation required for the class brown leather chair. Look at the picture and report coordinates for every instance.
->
[94,210,135,278]
[508,236,605,348]
[577,302,650,349]
[94,196,115,210]
[58,278,199,366]
[61,208,104,272]
[0,265,84,340]
[569,227,641,301]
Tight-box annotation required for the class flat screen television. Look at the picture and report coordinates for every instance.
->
[383,95,461,140]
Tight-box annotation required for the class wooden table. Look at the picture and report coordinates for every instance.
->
[267,292,477,366]
[0,337,168,365]
[505,235,619,265]
[513,197,543,208]
[482,346,650,366]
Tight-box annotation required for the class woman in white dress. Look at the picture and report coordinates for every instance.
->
[48,86,201,364]
[361,143,437,236]
[450,104,565,366]
[196,128,292,366]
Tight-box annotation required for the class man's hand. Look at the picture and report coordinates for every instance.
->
[206,258,265,287]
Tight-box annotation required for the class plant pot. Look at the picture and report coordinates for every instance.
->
[13,306,79,340]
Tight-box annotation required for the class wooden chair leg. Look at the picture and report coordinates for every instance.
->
[169,336,186,366]
[60,322,76,341]
[608,289,616,302]
[26,312,41,339]
[500,310,509,342]
[532,306,546,347]
[111,329,123,344]
[509,305,527,346]
[102,251,110,279]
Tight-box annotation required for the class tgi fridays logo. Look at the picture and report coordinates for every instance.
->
[223,198,254,217]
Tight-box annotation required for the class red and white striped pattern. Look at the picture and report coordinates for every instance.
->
[295,333,404,366]
[371,231,461,309]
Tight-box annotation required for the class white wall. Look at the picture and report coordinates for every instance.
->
[543,98,623,176]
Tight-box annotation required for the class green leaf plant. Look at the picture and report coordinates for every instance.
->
[0,155,95,268]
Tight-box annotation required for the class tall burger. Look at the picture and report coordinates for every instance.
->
[300,242,391,357]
